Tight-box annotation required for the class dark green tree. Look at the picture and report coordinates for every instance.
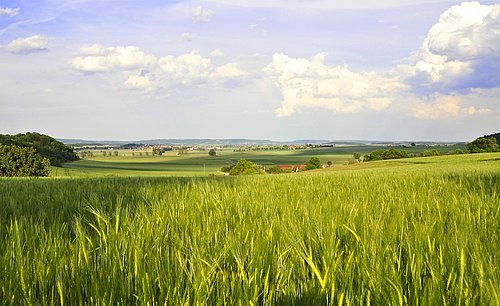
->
[208,149,217,157]
[467,137,499,153]
[0,144,51,177]
[0,132,78,166]
[228,159,263,175]
[305,157,321,170]
[326,161,333,167]
[365,149,409,161]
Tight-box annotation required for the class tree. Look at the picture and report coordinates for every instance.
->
[353,152,362,161]
[0,132,78,166]
[152,148,164,156]
[365,148,409,161]
[467,137,499,153]
[326,161,333,167]
[305,157,321,170]
[208,149,217,157]
[227,159,263,175]
[0,144,51,177]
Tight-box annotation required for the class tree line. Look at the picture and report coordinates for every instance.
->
[0,132,79,177]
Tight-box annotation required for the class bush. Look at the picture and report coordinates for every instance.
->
[0,144,51,177]
[420,149,444,157]
[208,149,217,157]
[448,149,468,155]
[227,159,263,175]
[467,137,499,153]
[305,157,321,170]
[365,148,409,161]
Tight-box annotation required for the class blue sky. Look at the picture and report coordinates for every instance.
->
[0,0,498,141]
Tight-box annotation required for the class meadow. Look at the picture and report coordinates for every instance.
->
[0,152,499,304]
[57,144,466,177]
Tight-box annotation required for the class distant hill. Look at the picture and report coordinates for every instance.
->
[58,137,466,147]
[58,138,331,146]
[1,132,79,166]
[483,132,500,144]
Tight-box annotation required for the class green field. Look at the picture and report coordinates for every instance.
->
[1,153,499,304]
[57,144,467,177]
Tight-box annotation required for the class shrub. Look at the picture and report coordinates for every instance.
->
[0,144,51,177]
[227,159,263,175]
[420,149,444,157]
[448,149,468,155]
[305,157,321,170]
[365,148,409,161]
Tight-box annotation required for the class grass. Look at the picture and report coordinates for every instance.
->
[58,148,353,177]
[0,153,498,304]
[58,144,467,177]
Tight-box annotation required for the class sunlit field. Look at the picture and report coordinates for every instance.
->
[1,153,499,304]
[56,144,467,177]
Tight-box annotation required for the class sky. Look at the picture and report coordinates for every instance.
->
[0,0,499,141]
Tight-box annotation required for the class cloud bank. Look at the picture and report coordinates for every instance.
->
[71,47,246,91]
[265,53,403,117]
[265,1,499,119]
[407,1,500,93]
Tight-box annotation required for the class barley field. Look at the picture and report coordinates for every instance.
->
[0,153,499,305]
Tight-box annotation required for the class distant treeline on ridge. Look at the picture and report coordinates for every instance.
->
[483,132,500,144]
[0,132,78,166]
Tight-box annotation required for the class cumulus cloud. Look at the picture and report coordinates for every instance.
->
[0,7,19,17]
[71,44,156,73]
[71,45,247,90]
[158,51,212,84]
[265,53,404,117]
[124,74,155,92]
[406,1,500,93]
[412,95,491,119]
[265,2,499,119]
[191,6,214,23]
[4,35,48,54]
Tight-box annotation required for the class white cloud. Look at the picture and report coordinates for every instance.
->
[0,7,19,17]
[214,63,247,78]
[124,74,155,92]
[158,51,212,84]
[412,95,491,119]
[406,2,500,93]
[71,46,247,90]
[264,53,404,117]
[4,35,48,54]
[264,2,500,119]
[191,6,214,23]
[71,44,156,73]
[209,49,225,58]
